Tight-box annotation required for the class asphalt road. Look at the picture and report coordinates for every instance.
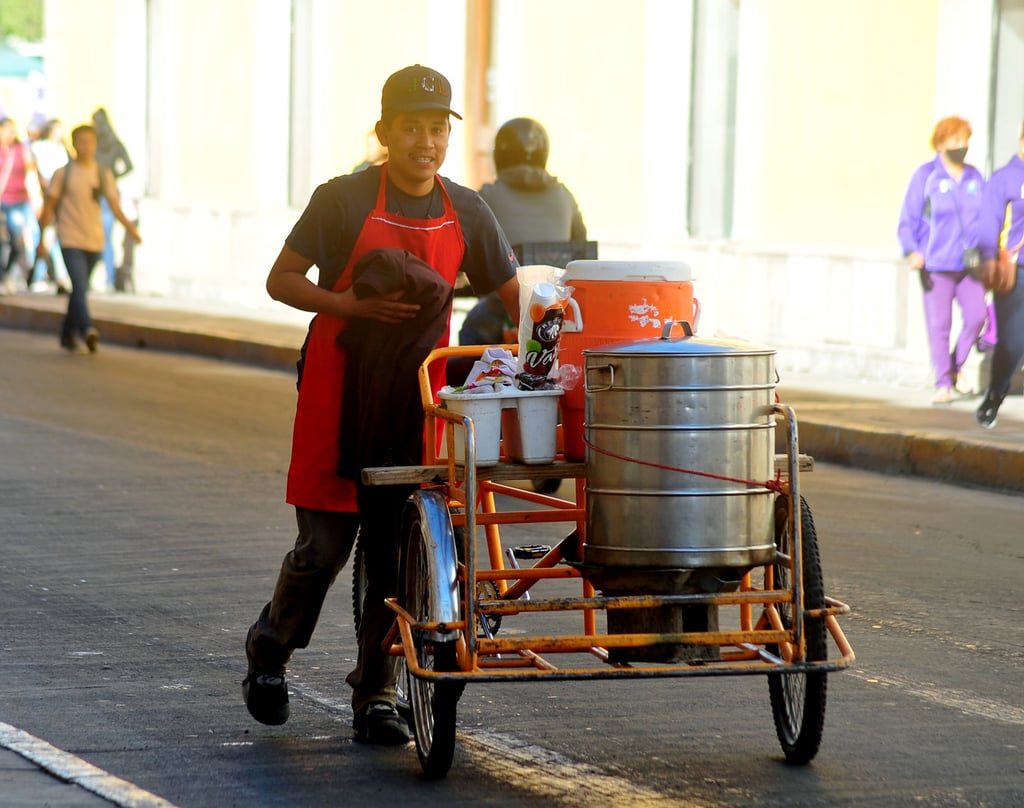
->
[1,328,1022,807]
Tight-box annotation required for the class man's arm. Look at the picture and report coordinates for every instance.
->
[977,169,1006,261]
[266,244,421,323]
[494,275,520,324]
[897,162,932,268]
[566,186,587,242]
[102,171,141,244]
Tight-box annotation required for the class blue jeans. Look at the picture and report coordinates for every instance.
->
[100,197,116,288]
[988,267,1024,401]
[1,201,39,282]
[61,248,101,342]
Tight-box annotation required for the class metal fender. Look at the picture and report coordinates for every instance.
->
[404,489,461,641]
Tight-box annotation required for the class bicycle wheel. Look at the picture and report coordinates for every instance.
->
[351,533,413,728]
[401,491,463,779]
[767,494,828,765]
[351,530,366,630]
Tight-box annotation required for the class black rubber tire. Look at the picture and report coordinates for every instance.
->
[767,494,828,765]
[351,530,366,631]
[403,509,462,779]
[531,477,562,495]
[352,532,413,728]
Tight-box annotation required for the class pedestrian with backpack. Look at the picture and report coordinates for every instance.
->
[35,124,141,353]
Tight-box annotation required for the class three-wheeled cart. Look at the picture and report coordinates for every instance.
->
[362,335,855,779]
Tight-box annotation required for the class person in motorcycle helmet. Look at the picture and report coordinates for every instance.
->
[453,118,587,357]
[479,117,586,248]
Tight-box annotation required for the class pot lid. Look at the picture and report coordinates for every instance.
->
[583,323,774,357]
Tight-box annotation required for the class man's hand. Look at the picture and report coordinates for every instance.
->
[906,251,925,270]
[335,287,421,323]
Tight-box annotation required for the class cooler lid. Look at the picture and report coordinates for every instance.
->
[563,259,692,283]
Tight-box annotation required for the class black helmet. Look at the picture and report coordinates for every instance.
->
[493,117,549,171]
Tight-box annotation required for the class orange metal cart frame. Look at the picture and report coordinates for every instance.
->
[363,346,854,680]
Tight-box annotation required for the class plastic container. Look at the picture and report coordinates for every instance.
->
[559,260,696,460]
[438,389,506,467]
[517,281,567,390]
[500,388,564,464]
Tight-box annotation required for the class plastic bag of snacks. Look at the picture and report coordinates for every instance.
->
[515,266,572,390]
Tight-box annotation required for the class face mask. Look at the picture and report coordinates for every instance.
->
[945,147,968,165]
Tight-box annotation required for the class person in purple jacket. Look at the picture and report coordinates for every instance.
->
[975,123,1024,428]
[898,116,987,404]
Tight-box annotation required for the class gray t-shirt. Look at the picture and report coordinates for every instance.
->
[479,165,587,246]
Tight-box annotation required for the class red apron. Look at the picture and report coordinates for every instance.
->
[286,165,465,511]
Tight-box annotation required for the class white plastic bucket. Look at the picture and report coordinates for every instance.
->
[438,389,505,466]
[501,388,564,464]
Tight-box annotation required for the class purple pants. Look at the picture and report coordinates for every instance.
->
[921,270,987,389]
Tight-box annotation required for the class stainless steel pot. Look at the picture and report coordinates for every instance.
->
[583,323,778,578]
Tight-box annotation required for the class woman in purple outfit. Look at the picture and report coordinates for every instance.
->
[975,123,1024,428]
[898,116,987,404]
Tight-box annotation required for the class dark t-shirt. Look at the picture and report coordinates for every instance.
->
[286,164,518,294]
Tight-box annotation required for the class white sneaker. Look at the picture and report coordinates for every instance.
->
[954,380,976,398]
[931,387,954,405]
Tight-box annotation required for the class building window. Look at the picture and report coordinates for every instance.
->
[687,0,738,240]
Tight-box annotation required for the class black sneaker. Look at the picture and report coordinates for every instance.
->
[242,671,290,725]
[59,334,78,352]
[976,393,1000,429]
[353,701,411,745]
[85,327,100,354]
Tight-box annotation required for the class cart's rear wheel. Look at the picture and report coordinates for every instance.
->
[402,492,464,779]
[351,533,412,728]
[768,494,828,765]
[531,477,562,495]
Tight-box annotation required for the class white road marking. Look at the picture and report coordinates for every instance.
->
[460,728,711,808]
[296,684,711,807]
[0,721,180,808]
[849,669,1024,724]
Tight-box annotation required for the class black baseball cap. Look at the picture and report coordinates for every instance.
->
[381,64,462,120]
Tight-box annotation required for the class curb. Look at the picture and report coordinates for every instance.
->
[5,299,1022,495]
[0,300,299,372]
[795,421,1024,494]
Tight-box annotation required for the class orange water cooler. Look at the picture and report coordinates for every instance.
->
[558,260,698,461]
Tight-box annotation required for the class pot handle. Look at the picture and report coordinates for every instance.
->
[584,363,615,393]
[660,319,694,340]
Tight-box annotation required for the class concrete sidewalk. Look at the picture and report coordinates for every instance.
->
[3,289,1024,500]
